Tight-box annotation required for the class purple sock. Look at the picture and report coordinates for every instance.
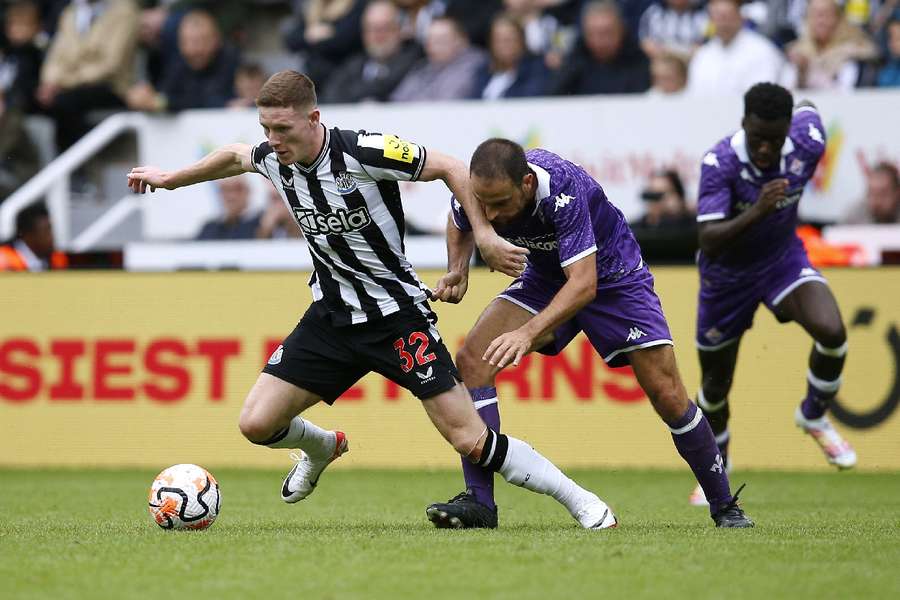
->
[461,386,499,510]
[669,403,733,513]
[800,378,838,420]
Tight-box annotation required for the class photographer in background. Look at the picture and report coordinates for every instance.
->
[630,169,697,262]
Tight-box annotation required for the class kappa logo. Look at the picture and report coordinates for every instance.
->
[554,193,574,212]
[280,172,294,188]
[507,281,524,291]
[268,345,284,365]
[703,152,720,168]
[334,171,359,194]
[626,327,646,342]
[710,454,725,474]
[416,366,434,381]
[808,123,824,145]
[789,158,805,176]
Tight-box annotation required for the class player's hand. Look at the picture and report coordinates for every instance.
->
[755,178,788,214]
[477,234,528,278]
[433,271,468,303]
[127,166,170,193]
[483,328,533,369]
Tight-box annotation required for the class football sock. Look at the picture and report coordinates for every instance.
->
[478,429,589,514]
[697,388,730,464]
[460,387,499,510]
[257,417,336,458]
[800,341,847,420]
[668,402,733,512]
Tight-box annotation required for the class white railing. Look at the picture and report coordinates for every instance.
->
[0,112,148,248]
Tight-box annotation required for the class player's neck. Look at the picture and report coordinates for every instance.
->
[296,124,326,167]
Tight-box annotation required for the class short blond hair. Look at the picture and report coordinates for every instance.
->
[256,70,317,110]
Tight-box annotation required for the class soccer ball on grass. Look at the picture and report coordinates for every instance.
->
[148,464,221,530]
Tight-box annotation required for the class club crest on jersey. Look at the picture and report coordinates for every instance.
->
[294,206,372,235]
[335,171,359,195]
[280,172,294,188]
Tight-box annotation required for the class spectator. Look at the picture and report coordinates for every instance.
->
[320,0,422,104]
[786,0,878,90]
[195,176,260,240]
[284,0,366,91]
[471,14,548,99]
[638,0,708,61]
[228,62,267,109]
[688,0,789,96]
[0,202,67,270]
[391,16,487,102]
[127,9,239,112]
[257,185,302,239]
[1,0,45,113]
[0,90,40,203]
[550,1,651,96]
[503,0,561,55]
[648,51,688,94]
[393,0,502,48]
[876,17,900,86]
[758,0,806,47]
[36,0,139,151]
[630,169,697,261]
[843,162,900,224]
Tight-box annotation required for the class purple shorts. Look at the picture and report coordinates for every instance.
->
[696,248,827,351]
[498,264,674,367]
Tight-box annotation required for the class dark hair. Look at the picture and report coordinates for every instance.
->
[470,138,531,183]
[432,15,468,40]
[257,70,317,110]
[744,82,793,121]
[872,161,900,188]
[236,62,266,80]
[16,202,49,237]
[659,169,686,201]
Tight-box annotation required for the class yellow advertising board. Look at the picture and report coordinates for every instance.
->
[1,268,898,470]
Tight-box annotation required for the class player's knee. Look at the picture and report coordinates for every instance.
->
[238,413,277,444]
[814,321,847,350]
[455,343,492,385]
[647,385,689,423]
[702,379,731,404]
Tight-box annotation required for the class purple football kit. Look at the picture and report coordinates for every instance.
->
[452,148,673,366]
[696,107,828,350]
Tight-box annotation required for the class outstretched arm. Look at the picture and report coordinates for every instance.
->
[483,252,597,368]
[127,143,255,193]
[419,150,528,277]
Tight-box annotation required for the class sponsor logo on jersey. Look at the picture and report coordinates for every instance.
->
[626,327,647,342]
[789,158,805,176]
[383,135,414,163]
[505,235,557,251]
[294,206,372,235]
[554,193,574,212]
[334,171,359,194]
[416,366,435,383]
[268,345,284,365]
[280,172,294,188]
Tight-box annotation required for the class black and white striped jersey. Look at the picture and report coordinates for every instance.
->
[251,125,430,326]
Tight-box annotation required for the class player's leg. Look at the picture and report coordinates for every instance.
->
[449,296,554,514]
[421,382,616,529]
[772,280,856,468]
[240,307,365,502]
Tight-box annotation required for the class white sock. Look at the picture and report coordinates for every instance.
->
[497,436,590,514]
[265,417,335,458]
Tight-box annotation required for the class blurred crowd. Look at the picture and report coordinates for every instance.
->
[0,0,899,258]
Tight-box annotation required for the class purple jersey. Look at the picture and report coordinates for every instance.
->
[696,107,827,285]
[452,148,643,285]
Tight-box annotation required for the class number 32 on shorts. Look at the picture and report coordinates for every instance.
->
[393,332,437,373]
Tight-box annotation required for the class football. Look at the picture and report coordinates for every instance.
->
[148,464,221,530]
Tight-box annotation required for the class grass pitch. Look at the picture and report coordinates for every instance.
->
[1,468,898,600]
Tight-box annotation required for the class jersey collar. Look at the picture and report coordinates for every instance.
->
[730,129,795,175]
[294,125,330,173]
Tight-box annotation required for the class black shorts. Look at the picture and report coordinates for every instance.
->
[263,302,461,403]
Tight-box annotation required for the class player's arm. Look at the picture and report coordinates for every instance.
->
[127,143,254,193]
[483,252,597,369]
[698,179,787,258]
[433,212,475,303]
[419,150,528,278]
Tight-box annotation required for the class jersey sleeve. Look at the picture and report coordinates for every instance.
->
[351,131,427,182]
[548,191,597,268]
[250,141,273,179]
[790,106,827,163]
[696,149,732,223]
[449,195,472,232]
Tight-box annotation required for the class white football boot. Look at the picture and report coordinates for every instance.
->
[571,494,617,529]
[795,407,857,469]
[281,431,349,503]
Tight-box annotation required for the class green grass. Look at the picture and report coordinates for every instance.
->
[1,468,898,600]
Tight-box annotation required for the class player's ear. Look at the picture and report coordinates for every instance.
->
[522,172,535,191]
[308,107,320,126]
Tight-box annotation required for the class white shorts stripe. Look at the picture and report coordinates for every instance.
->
[697,212,727,222]
[604,339,673,364]
[771,275,828,307]
[696,336,741,352]
[497,294,539,315]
